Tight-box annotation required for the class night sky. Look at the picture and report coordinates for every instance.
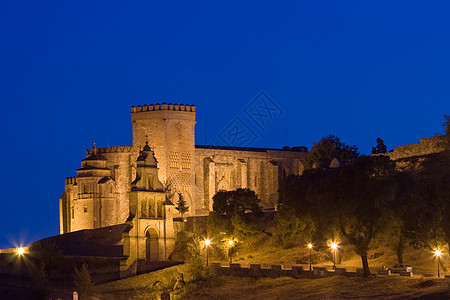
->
[1,1,450,248]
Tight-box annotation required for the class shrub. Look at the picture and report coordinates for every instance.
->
[186,236,207,281]
[73,263,94,299]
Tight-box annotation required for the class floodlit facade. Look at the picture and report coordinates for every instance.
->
[59,104,307,270]
[60,103,308,235]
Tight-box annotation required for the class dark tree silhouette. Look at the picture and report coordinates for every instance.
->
[279,155,397,276]
[371,137,387,154]
[73,263,94,299]
[335,156,398,276]
[302,135,359,170]
[208,188,262,239]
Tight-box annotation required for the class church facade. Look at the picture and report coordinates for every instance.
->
[60,103,307,236]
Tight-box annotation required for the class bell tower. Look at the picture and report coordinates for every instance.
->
[130,103,196,215]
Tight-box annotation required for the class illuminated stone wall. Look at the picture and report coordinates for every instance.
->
[388,136,446,161]
[131,104,196,212]
[60,103,307,233]
[194,147,307,214]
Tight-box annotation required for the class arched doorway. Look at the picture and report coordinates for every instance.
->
[145,228,159,261]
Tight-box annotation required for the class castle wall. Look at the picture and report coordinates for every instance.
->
[388,136,446,161]
[61,104,308,235]
[89,147,134,224]
[194,147,307,213]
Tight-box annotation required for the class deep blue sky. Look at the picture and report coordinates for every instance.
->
[1,1,450,248]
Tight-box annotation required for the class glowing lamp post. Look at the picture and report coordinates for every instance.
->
[204,239,211,266]
[331,243,338,269]
[308,243,313,271]
[435,249,442,278]
[228,240,234,264]
[17,247,24,285]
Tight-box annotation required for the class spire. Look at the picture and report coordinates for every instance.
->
[93,142,97,154]
[143,139,151,152]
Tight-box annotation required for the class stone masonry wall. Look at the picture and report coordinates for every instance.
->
[131,104,196,215]
[194,147,307,213]
[388,136,446,161]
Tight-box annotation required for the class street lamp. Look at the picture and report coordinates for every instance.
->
[308,243,313,271]
[204,239,211,266]
[16,247,24,286]
[228,240,234,264]
[331,242,338,269]
[435,249,442,278]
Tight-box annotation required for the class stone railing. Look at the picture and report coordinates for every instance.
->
[209,263,416,278]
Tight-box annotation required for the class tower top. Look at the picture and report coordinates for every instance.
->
[131,103,196,113]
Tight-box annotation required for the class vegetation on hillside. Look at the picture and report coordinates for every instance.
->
[206,117,450,277]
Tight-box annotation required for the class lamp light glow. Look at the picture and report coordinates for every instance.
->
[330,242,338,269]
[308,243,313,271]
[228,240,234,246]
[204,239,211,266]
[17,248,24,255]
[435,249,443,278]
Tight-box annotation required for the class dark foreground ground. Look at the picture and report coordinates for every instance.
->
[181,276,450,300]
[93,264,450,300]
[2,267,450,299]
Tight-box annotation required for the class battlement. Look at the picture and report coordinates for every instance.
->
[86,146,133,156]
[65,176,77,185]
[131,103,196,113]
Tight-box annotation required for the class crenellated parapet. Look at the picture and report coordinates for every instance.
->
[86,146,133,156]
[131,102,196,113]
[65,176,77,185]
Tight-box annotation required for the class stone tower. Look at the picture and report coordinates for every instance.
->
[71,147,118,231]
[131,103,196,214]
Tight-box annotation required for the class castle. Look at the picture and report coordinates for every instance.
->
[59,103,307,272]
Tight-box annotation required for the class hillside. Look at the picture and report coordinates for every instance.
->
[94,264,450,300]
[93,232,450,299]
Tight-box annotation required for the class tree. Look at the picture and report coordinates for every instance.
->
[443,115,450,136]
[212,188,262,216]
[402,178,446,250]
[163,179,176,203]
[302,135,359,170]
[335,156,398,276]
[176,193,190,219]
[73,263,94,299]
[371,137,387,154]
[280,153,398,276]
[389,172,413,264]
[275,206,314,249]
[297,155,397,275]
[442,115,450,148]
[208,188,263,239]
[278,170,340,250]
